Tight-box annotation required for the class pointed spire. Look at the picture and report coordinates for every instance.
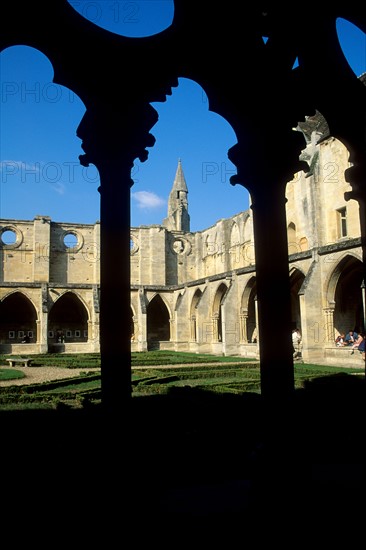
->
[173,158,188,193]
[163,159,190,232]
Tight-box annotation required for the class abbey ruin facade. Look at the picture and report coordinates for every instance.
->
[0,114,365,367]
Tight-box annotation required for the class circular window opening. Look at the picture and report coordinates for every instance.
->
[63,232,78,248]
[1,229,17,245]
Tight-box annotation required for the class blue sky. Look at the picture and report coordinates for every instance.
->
[0,2,365,234]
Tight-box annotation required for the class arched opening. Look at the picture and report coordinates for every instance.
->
[48,292,89,345]
[212,283,228,342]
[190,288,203,342]
[290,268,305,331]
[247,286,257,344]
[336,18,366,78]
[241,277,257,343]
[229,221,241,269]
[146,294,170,350]
[132,77,244,231]
[0,292,37,344]
[331,256,364,335]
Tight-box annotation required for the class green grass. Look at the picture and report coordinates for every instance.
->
[0,368,26,381]
[0,351,363,411]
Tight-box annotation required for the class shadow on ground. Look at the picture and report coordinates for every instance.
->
[1,372,364,540]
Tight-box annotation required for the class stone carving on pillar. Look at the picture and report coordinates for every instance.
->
[240,308,248,343]
[190,315,197,342]
[212,313,219,343]
[325,301,336,344]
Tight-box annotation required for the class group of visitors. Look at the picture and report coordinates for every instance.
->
[335,329,365,360]
[286,326,365,362]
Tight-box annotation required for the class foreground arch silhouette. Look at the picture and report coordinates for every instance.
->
[1,2,365,411]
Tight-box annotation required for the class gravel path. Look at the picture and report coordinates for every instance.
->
[0,366,100,386]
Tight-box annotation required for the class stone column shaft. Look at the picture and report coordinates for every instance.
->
[98,159,132,408]
[250,184,295,399]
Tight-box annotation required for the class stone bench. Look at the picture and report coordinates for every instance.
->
[6,357,33,367]
[323,346,365,367]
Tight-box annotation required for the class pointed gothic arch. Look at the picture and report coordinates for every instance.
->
[229,221,241,270]
[146,294,170,349]
[211,282,228,342]
[240,277,257,343]
[230,221,240,247]
[189,287,203,342]
[289,267,305,331]
[0,290,37,344]
[48,291,89,343]
[327,254,364,335]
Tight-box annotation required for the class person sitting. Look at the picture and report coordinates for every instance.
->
[345,330,358,346]
[350,332,364,354]
[335,333,346,346]
[358,336,365,360]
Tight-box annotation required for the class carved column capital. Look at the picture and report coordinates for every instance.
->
[76,102,158,184]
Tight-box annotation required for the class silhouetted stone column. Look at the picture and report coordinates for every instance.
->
[229,131,308,401]
[77,105,157,412]
[249,183,294,399]
[97,157,132,407]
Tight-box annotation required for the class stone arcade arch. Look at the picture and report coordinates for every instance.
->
[48,291,89,350]
[146,294,171,350]
[189,288,203,344]
[1,3,365,407]
[328,254,365,337]
[0,291,37,347]
[290,268,305,331]
[240,277,257,344]
[212,282,229,344]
